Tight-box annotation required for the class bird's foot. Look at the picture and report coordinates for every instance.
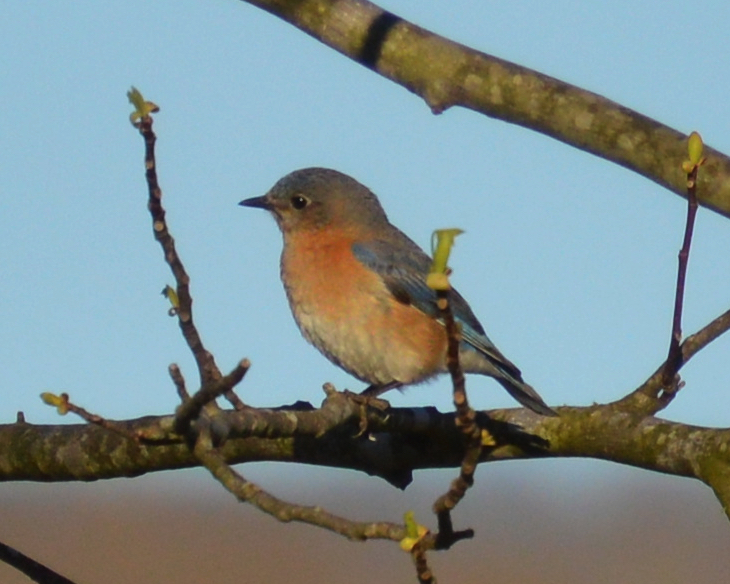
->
[321,383,390,436]
[343,390,391,437]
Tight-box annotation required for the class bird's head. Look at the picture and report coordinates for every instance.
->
[240,167,389,235]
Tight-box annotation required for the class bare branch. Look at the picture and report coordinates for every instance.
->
[4,398,729,487]
[136,113,222,386]
[0,539,78,584]
[240,0,730,219]
[194,428,407,542]
[617,307,730,415]
[663,145,704,386]
[432,289,480,550]
[173,359,251,435]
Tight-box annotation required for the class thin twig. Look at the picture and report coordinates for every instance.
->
[681,307,730,358]
[168,363,189,400]
[136,114,222,387]
[223,388,248,411]
[663,162,700,386]
[431,289,480,549]
[58,394,140,441]
[174,359,251,435]
[411,542,436,584]
[194,431,407,542]
[616,306,730,414]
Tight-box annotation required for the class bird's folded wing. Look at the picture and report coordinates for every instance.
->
[351,239,522,379]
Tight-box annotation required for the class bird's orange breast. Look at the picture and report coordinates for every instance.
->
[280,228,447,385]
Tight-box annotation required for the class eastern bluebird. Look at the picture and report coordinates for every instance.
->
[240,168,556,416]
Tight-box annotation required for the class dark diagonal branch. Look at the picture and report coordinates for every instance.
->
[0,539,78,584]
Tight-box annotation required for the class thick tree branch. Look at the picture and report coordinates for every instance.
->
[4,402,730,489]
[239,0,730,219]
[9,292,730,489]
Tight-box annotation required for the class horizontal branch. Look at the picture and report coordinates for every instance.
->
[3,400,730,494]
[240,0,730,219]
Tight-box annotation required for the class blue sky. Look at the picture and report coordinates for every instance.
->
[2,1,730,464]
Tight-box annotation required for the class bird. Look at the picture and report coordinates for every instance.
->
[240,168,556,416]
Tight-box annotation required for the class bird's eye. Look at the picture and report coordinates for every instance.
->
[290,195,310,210]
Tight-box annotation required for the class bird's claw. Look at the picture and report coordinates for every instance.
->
[342,390,390,437]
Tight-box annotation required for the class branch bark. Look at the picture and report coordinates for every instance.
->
[239,0,730,219]
[4,401,730,502]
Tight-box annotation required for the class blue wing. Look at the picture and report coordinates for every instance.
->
[351,237,523,380]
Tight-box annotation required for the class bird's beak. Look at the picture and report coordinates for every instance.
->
[239,195,272,210]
